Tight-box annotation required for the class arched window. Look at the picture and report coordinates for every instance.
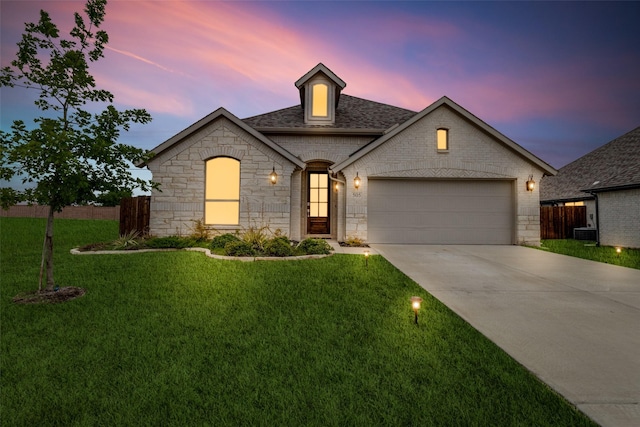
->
[205,157,240,225]
[311,83,328,117]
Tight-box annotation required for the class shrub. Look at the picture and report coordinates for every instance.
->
[343,235,366,247]
[211,233,240,249]
[264,236,293,257]
[224,240,256,257]
[188,219,212,241]
[242,226,270,252]
[143,236,195,249]
[298,238,332,255]
[112,230,141,250]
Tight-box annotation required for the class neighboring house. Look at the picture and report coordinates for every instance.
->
[540,127,640,248]
[140,63,556,245]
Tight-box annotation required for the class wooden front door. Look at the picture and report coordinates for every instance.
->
[307,172,330,234]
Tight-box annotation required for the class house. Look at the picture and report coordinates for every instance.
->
[540,127,640,248]
[140,63,556,245]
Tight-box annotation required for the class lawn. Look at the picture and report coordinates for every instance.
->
[1,218,595,426]
[540,239,640,269]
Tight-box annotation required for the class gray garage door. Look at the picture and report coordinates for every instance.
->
[368,179,514,244]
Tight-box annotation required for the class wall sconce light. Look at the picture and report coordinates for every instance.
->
[364,250,370,269]
[410,296,423,325]
[354,172,361,189]
[334,182,339,192]
[269,167,278,185]
[526,175,535,192]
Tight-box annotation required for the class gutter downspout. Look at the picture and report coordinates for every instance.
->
[586,191,600,247]
[327,168,346,188]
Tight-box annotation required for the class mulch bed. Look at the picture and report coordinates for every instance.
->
[13,287,86,305]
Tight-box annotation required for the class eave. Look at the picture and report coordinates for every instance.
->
[137,107,305,169]
[253,127,386,137]
[330,96,558,176]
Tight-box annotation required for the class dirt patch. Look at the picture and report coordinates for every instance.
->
[13,287,86,305]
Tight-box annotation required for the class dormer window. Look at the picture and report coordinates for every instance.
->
[295,63,346,125]
[312,83,328,117]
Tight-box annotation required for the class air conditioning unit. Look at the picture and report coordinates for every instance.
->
[573,227,597,241]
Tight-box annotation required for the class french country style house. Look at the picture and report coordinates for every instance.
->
[140,63,556,245]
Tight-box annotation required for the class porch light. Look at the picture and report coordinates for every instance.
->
[410,296,423,325]
[526,175,535,192]
[354,172,361,189]
[269,167,278,185]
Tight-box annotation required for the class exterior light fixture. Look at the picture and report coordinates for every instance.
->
[269,167,278,185]
[410,296,423,325]
[364,250,370,269]
[335,182,339,192]
[354,172,361,189]
[616,247,622,256]
[526,175,535,192]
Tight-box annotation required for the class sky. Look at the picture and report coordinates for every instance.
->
[1,0,639,190]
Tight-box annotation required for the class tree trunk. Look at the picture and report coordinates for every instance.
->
[39,206,55,292]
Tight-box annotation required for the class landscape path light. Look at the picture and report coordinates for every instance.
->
[410,296,423,325]
[364,249,370,269]
[616,247,622,256]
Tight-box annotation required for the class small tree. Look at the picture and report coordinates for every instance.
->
[0,0,155,292]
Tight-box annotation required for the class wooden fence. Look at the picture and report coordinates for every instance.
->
[0,204,120,220]
[540,206,587,239]
[119,196,150,236]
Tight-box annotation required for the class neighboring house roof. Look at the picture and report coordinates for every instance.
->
[139,107,305,169]
[330,96,557,175]
[540,126,640,202]
[243,94,417,134]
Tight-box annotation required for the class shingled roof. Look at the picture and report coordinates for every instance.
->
[243,94,418,132]
[540,126,640,202]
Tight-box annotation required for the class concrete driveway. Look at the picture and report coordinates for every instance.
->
[371,244,640,427]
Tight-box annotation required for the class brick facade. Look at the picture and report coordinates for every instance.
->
[339,105,544,245]
[598,188,640,248]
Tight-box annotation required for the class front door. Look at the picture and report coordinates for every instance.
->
[307,172,330,234]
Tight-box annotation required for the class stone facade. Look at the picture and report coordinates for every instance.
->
[143,65,555,245]
[147,117,296,237]
[598,188,640,248]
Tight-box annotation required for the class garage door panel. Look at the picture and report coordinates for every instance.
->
[368,180,514,244]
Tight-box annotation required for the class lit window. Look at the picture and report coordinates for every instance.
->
[564,201,585,206]
[309,173,328,217]
[437,128,448,151]
[312,83,328,117]
[205,157,240,225]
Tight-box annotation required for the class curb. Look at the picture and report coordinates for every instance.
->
[71,247,332,262]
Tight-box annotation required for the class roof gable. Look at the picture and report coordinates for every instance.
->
[139,107,304,169]
[329,96,557,175]
[294,63,346,90]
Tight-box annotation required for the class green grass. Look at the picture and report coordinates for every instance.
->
[541,239,640,269]
[1,218,595,426]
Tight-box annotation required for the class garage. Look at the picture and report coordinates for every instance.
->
[367,179,514,244]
